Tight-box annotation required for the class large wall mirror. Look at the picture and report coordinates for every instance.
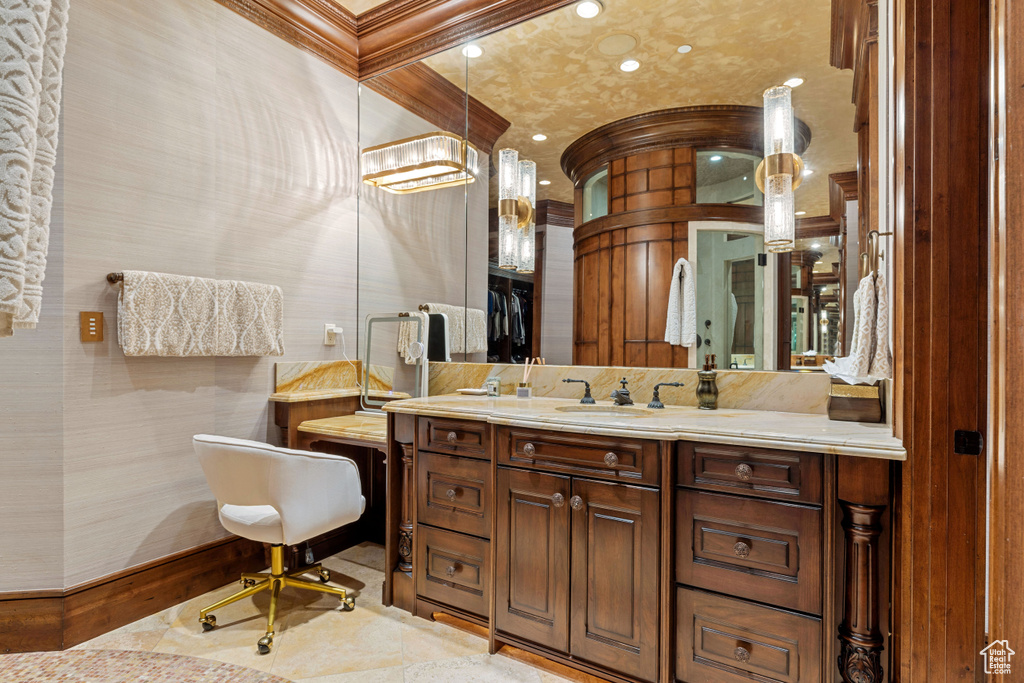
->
[356,0,887,382]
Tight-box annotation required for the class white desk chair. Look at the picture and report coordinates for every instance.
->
[192,434,364,654]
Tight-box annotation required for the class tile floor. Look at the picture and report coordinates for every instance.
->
[73,543,582,683]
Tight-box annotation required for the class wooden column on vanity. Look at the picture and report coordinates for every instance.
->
[384,412,416,611]
[836,457,890,683]
[561,106,811,369]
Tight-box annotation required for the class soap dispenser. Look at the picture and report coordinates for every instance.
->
[696,354,719,410]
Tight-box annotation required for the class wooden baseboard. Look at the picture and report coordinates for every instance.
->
[0,536,265,653]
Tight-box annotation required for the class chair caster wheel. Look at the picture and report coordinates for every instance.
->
[241,578,257,588]
[200,615,216,632]
[341,597,355,611]
[318,568,330,583]
[257,635,273,655]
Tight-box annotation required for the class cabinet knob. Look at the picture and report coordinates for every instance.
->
[734,541,751,559]
[447,431,458,444]
[445,564,458,578]
[523,442,536,456]
[733,646,751,663]
[552,493,565,508]
[604,452,619,467]
[570,495,584,511]
[446,488,457,501]
[735,463,753,481]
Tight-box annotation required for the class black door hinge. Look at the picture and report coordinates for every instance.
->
[953,430,984,456]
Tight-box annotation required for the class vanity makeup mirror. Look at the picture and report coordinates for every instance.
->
[357,0,886,375]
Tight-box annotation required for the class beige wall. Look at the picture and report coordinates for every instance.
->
[56,0,361,588]
[0,0,487,592]
[540,223,574,365]
[0,147,65,592]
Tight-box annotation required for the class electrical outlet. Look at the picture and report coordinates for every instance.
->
[80,312,104,342]
[324,323,338,346]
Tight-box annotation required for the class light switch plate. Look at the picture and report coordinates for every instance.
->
[80,311,104,342]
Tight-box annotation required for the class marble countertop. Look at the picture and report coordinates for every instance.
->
[298,414,388,444]
[269,388,411,403]
[383,395,906,460]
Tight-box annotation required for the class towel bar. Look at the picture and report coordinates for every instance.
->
[106,272,124,284]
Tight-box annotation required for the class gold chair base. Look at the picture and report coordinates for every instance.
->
[198,545,355,654]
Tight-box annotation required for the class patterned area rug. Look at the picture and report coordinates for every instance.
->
[0,649,293,682]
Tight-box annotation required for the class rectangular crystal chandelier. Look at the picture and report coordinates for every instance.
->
[361,132,479,194]
[757,85,804,253]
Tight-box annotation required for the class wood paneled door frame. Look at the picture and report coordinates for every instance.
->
[986,0,1023,674]
[891,0,990,680]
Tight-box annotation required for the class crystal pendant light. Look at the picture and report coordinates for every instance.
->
[498,149,519,270]
[517,160,537,273]
[361,132,479,194]
[757,85,804,253]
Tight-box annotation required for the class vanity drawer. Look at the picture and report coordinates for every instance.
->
[417,451,491,538]
[676,587,822,683]
[415,525,490,618]
[677,442,823,505]
[497,428,659,486]
[676,490,822,615]
[419,418,488,459]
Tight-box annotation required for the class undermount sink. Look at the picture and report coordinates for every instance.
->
[555,404,656,417]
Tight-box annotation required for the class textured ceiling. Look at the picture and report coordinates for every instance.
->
[329,0,392,16]
[422,0,856,215]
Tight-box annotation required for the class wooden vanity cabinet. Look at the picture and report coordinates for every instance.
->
[495,428,662,682]
[412,417,492,621]
[674,442,827,683]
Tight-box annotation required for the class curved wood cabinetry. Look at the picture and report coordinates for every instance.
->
[562,106,807,368]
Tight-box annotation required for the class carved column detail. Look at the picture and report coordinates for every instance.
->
[398,443,414,573]
[838,501,885,683]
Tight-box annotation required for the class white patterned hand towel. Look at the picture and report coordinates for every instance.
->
[416,304,488,355]
[117,271,284,357]
[664,258,696,346]
[869,272,893,379]
[847,273,877,377]
[0,0,69,337]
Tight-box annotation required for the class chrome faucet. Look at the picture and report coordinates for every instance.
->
[610,378,633,406]
[562,378,596,404]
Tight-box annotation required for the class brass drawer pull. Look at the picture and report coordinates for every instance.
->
[735,463,753,481]
[552,493,565,507]
[447,431,458,444]
[523,442,536,456]
[734,646,751,663]
[446,488,457,501]
[734,541,751,558]
[604,452,619,467]
[445,564,458,578]
[570,495,584,511]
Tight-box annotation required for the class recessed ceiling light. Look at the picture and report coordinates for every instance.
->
[709,155,723,162]
[619,58,640,72]
[575,0,602,18]
[677,44,693,54]
[811,241,821,248]
[803,169,814,176]
[796,211,807,216]
[784,77,805,88]
[743,176,748,180]
[539,180,551,185]
[532,134,548,141]
[462,44,483,59]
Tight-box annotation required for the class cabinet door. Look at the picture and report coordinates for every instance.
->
[570,478,659,682]
[495,467,571,652]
